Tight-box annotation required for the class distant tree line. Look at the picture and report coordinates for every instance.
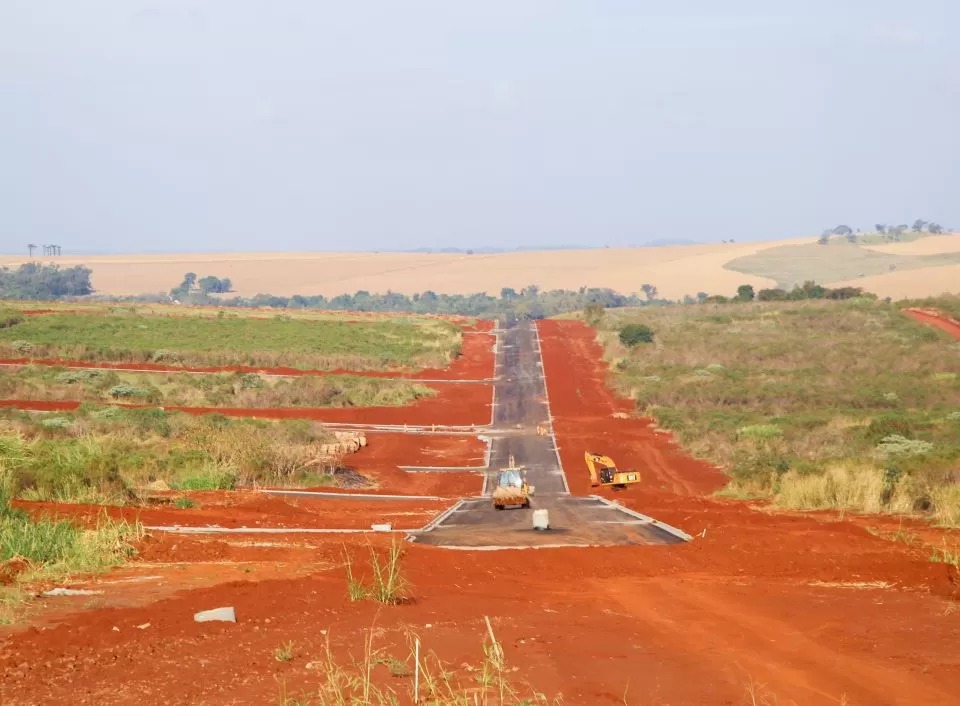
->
[3,266,876,320]
[818,218,946,245]
[156,279,659,319]
[703,281,873,304]
[0,263,93,299]
[170,272,232,300]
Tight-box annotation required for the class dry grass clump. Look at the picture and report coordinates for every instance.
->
[595,297,960,524]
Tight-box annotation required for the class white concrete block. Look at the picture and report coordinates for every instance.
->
[194,607,236,623]
[532,509,549,531]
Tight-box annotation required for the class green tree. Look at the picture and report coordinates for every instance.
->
[640,283,658,301]
[619,323,655,347]
[757,288,788,301]
[736,284,755,301]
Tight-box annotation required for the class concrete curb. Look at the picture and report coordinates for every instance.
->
[260,489,443,501]
[413,499,467,535]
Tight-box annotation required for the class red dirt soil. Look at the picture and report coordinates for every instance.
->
[0,320,495,380]
[903,307,960,339]
[332,432,485,497]
[2,319,960,705]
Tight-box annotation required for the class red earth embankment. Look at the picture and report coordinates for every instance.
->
[904,307,960,339]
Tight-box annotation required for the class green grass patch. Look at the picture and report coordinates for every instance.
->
[0,312,462,371]
[594,297,960,524]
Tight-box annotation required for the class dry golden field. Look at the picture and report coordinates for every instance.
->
[2,233,958,299]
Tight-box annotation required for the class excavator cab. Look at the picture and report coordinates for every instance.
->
[584,452,640,490]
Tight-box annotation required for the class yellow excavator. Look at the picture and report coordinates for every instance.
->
[584,452,640,490]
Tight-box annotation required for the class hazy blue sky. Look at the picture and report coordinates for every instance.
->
[2,1,958,254]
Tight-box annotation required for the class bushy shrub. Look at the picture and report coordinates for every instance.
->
[876,434,934,457]
[149,349,182,364]
[109,384,150,399]
[238,373,265,389]
[619,323,655,347]
[0,310,24,329]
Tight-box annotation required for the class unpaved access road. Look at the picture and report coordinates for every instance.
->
[412,320,686,548]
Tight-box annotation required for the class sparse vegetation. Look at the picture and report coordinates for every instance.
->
[342,539,411,605]
[274,641,296,663]
[596,298,960,524]
[288,619,561,705]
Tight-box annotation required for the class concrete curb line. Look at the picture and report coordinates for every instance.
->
[260,489,443,501]
[413,499,467,535]
[533,320,570,495]
[143,526,407,535]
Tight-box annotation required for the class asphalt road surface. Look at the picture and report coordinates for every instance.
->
[412,321,687,548]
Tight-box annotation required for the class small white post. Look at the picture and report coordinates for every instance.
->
[414,637,420,703]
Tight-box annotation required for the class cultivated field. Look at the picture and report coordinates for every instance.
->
[3,232,959,302]
[0,308,462,371]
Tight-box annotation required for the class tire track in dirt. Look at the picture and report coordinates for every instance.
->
[600,576,959,705]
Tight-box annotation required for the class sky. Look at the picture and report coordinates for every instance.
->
[1,1,958,254]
